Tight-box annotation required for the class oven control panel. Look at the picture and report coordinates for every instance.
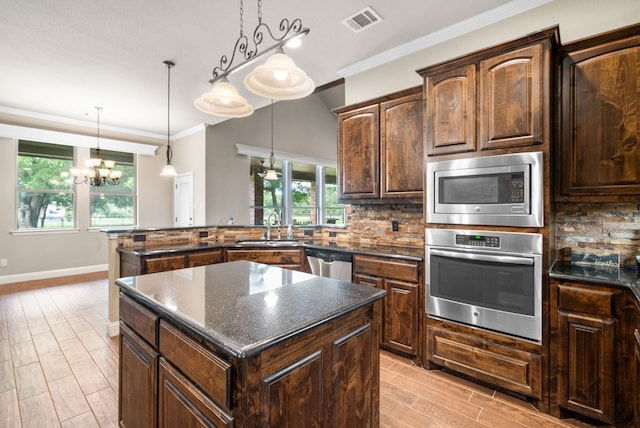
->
[455,234,500,248]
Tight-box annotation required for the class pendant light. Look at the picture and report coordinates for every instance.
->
[195,0,312,118]
[244,48,314,100]
[264,99,279,181]
[161,60,177,176]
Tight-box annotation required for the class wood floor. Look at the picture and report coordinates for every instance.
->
[0,274,601,428]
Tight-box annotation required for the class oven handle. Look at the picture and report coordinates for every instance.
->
[429,249,534,266]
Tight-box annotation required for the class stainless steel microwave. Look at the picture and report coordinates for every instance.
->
[426,152,543,227]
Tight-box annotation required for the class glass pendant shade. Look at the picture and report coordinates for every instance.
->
[244,53,314,100]
[264,168,278,181]
[194,80,254,117]
[160,164,177,176]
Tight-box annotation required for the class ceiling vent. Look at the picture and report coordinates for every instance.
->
[342,7,383,33]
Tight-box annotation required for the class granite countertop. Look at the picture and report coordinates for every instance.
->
[116,260,386,358]
[550,261,640,302]
[118,240,424,261]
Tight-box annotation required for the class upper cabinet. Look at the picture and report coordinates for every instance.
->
[419,27,556,157]
[556,25,640,201]
[335,87,424,203]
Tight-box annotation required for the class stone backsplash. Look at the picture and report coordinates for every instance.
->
[555,202,640,266]
[343,203,424,247]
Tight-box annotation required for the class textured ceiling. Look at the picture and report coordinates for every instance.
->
[0,0,550,138]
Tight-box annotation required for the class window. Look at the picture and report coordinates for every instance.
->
[250,156,344,226]
[89,149,135,227]
[17,141,75,229]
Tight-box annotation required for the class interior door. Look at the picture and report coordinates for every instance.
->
[174,172,193,227]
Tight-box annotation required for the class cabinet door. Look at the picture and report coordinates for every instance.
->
[380,93,424,199]
[557,311,616,424]
[425,63,476,156]
[558,35,640,199]
[479,42,548,150]
[119,323,158,428]
[187,249,223,267]
[338,104,380,199]
[158,359,233,428]
[635,329,640,427]
[383,279,419,356]
[143,254,187,274]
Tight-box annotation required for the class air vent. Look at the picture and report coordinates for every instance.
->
[342,7,383,33]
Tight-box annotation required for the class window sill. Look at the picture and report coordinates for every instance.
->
[11,228,80,236]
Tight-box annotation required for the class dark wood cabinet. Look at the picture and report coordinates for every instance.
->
[556,26,640,201]
[337,104,379,200]
[225,247,305,271]
[380,92,424,199]
[550,279,634,426]
[424,63,477,155]
[119,288,381,427]
[634,299,640,428]
[419,27,555,157]
[119,294,159,428]
[353,254,422,361]
[119,247,223,276]
[336,87,423,203]
[479,42,548,150]
[426,323,543,400]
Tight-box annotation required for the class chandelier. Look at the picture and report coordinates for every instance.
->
[194,0,314,118]
[70,106,123,186]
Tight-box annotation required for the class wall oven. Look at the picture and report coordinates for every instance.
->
[426,229,542,342]
[426,151,544,227]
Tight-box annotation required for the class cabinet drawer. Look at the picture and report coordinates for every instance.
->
[159,321,232,411]
[427,325,542,399]
[158,359,233,428]
[143,255,187,273]
[353,255,419,282]
[187,249,223,267]
[557,284,616,317]
[120,293,158,347]
[226,249,302,265]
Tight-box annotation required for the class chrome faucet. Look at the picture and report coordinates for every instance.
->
[266,211,281,240]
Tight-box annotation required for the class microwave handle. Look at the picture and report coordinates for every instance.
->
[429,249,534,266]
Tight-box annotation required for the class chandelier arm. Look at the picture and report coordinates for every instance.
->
[209,18,309,84]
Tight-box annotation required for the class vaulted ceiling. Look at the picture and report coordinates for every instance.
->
[1,0,550,137]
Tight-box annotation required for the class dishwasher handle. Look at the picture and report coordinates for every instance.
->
[305,249,352,263]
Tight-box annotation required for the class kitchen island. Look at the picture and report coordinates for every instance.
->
[116,260,386,427]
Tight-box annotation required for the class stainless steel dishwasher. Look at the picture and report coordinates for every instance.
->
[305,248,352,282]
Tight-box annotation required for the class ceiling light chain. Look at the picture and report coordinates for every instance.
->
[194,0,314,118]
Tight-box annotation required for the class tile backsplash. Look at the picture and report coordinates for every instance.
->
[555,203,640,266]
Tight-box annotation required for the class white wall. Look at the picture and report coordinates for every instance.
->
[205,93,338,225]
[344,0,640,104]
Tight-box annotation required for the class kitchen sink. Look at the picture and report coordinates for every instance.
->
[234,239,300,247]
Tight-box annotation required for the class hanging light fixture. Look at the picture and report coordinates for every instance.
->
[70,106,122,186]
[161,60,177,176]
[195,0,313,118]
[264,99,279,181]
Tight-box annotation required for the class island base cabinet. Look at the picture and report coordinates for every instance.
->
[237,305,381,427]
[119,323,158,428]
[158,359,233,428]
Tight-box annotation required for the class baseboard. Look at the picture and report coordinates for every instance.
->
[107,321,120,338]
[0,264,108,285]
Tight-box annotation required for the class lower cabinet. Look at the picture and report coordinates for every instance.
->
[119,290,381,427]
[634,299,640,428]
[426,322,543,401]
[353,254,422,361]
[550,279,634,426]
[119,248,223,276]
[225,248,305,271]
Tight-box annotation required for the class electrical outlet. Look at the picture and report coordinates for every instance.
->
[303,229,313,236]
[392,220,399,232]
[0,259,7,267]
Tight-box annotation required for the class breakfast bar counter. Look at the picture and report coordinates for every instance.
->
[115,260,386,427]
